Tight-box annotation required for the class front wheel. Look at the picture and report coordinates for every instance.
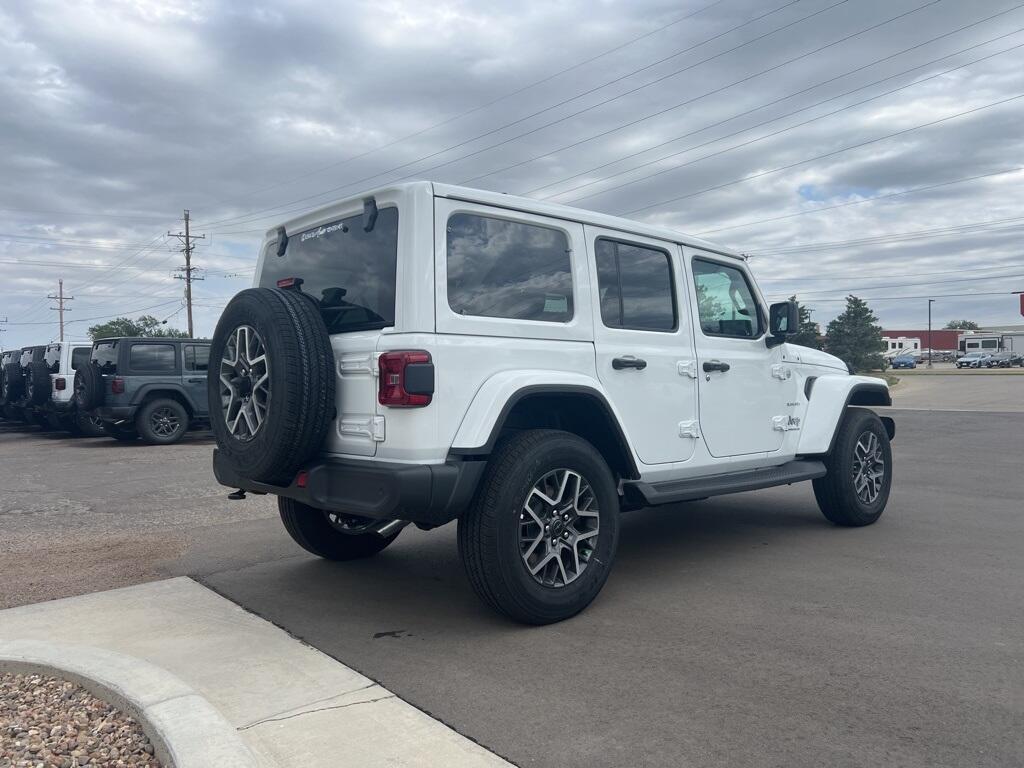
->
[458,430,620,625]
[278,498,401,560]
[813,408,892,527]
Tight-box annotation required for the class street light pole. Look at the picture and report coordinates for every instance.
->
[927,299,935,368]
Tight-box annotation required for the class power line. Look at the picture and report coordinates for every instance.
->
[748,215,1024,255]
[480,0,1020,193]
[193,0,730,215]
[694,166,1024,235]
[769,290,1016,302]
[780,271,1024,297]
[538,29,1024,201]
[619,92,1024,216]
[193,0,838,230]
[757,261,1024,283]
[6,299,183,326]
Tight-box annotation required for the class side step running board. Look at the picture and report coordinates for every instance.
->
[626,459,826,507]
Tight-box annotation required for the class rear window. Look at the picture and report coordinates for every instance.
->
[130,343,177,372]
[259,207,399,333]
[92,342,119,374]
[71,347,91,370]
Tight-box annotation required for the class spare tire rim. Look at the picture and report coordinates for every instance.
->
[519,468,600,588]
[852,430,885,504]
[220,325,270,442]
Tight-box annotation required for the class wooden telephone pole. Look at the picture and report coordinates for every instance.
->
[48,280,73,341]
[168,209,205,338]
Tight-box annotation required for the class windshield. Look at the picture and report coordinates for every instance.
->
[259,206,399,334]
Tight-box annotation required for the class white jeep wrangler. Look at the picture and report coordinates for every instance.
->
[210,182,894,624]
[40,341,108,436]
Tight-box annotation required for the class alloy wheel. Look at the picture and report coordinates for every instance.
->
[519,469,600,588]
[851,430,885,504]
[219,325,270,442]
[150,406,180,438]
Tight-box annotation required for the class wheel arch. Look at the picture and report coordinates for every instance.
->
[450,379,640,481]
[137,386,195,418]
[797,376,893,456]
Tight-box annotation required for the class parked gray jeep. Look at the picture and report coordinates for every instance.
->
[74,337,212,444]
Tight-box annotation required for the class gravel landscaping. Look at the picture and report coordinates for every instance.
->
[0,672,161,767]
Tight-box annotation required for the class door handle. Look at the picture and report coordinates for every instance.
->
[612,356,647,371]
[702,360,731,373]
[187,377,205,383]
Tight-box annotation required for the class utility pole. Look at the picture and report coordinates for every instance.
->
[927,298,935,369]
[168,209,205,338]
[48,280,74,342]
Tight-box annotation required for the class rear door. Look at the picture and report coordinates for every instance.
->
[586,226,697,465]
[182,344,211,415]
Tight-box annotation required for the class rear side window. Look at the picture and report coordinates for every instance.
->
[259,206,399,333]
[129,343,176,373]
[92,342,118,374]
[184,345,210,372]
[692,258,762,338]
[595,239,676,331]
[71,348,91,370]
[446,213,573,322]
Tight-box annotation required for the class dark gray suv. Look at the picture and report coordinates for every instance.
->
[74,337,211,444]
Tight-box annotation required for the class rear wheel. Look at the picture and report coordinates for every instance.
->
[136,398,189,445]
[813,408,892,527]
[458,429,620,625]
[278,498,401,560]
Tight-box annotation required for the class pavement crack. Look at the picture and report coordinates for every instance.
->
[237,694,397,730]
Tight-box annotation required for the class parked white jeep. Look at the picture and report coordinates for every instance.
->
[40,341,107,436]
[210,182,894,624]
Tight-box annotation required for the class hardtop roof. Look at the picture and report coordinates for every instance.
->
[272,181,742,260]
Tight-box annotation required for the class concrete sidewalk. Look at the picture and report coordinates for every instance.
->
[0,577,512,767]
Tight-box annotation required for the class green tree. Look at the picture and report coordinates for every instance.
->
[88,315,187,341]
[824,296,886,371]
[944,319,980,330]
[787,296,822,349]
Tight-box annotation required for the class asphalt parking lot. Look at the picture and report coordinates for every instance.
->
[2,376,1022,767]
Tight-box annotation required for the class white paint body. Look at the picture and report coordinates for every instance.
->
[253,182,885,483]
[43,340,92,406]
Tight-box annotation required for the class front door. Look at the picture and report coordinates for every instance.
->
[687,252,791,457]
[586,226,697,465]
[182,344,211,417]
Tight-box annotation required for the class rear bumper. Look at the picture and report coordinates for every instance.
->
[212,450,486,527]
[95,405,136,422]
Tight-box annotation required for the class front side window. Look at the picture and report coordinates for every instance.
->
[447,212,573,322]
[595,238,676,331]
[129,343,176,373]
[692,258,762,338]
[258,207,399,334]
[184,345,211,372]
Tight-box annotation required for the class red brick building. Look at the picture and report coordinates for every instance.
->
[881,329,960,352]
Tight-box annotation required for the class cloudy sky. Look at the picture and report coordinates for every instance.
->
[2,0,1023,347]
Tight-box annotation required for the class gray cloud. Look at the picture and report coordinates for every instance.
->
[2,0,1023,347]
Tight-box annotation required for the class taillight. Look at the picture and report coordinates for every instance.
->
[111,378,125,394]
[378,350,433,407]
[55,377,66,391]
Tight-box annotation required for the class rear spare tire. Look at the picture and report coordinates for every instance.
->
[27,361,51,406]
[73,363,104,410]
[209,287,335,486]
[2,363,25,402]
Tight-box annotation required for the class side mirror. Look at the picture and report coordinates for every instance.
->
[769,300,799,337]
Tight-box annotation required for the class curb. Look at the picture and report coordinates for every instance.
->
[0,639,256,768]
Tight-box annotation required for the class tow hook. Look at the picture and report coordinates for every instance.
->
[227,489,247,500]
